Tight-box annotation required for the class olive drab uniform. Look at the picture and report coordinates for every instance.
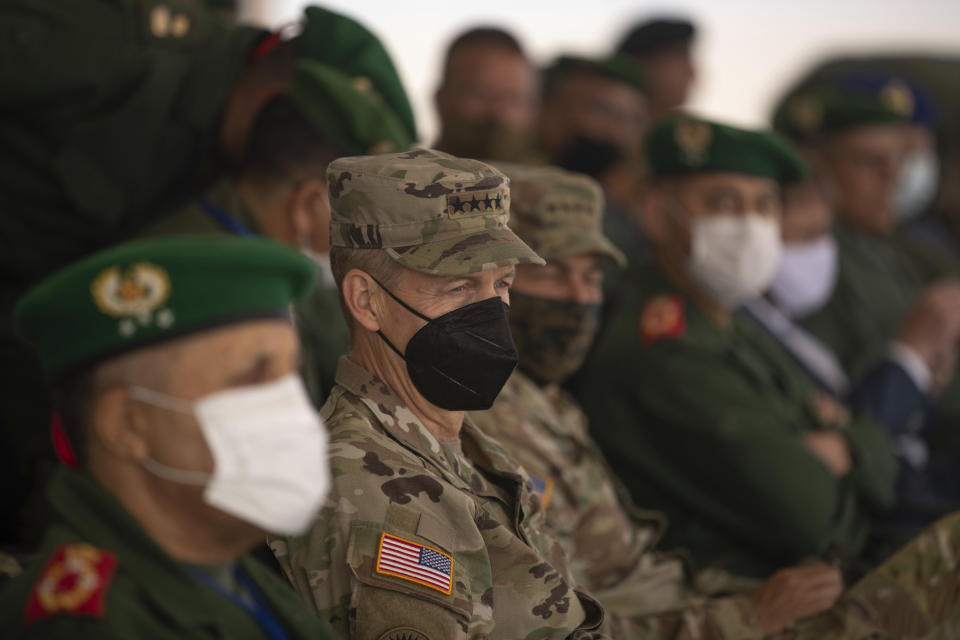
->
[0,469,337,639]
[269,358,607,640]
[577,265,898,579]
[139,179,350,405]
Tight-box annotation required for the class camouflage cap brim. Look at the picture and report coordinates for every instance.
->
[385,226,544,276]
[547,233,627,269]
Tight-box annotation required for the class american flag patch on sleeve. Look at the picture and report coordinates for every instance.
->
[375,532,453,595]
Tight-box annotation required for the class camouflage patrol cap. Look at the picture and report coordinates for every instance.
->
[646,114,807,183]
[496,164,626,268]
[328,149,544,275]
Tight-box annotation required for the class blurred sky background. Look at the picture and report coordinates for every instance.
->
[242,0,960,143]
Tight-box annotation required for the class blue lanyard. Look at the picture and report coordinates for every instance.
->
[198,198,256,238]
[186,566,293,640]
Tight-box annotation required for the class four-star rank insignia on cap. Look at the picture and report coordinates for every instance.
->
[375,532,453,595]
[24,543,118,625]
[639,294,686,344]
[91,262,174,338]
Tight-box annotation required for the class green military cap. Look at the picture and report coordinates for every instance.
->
[773,86,912,142]
[616,18,697,57]
[496,163,626,268]
[16,236,315,378]
[544,54,646,93]
[286,60,413,156]
[328,149,544,276]
[646,114,807,183]
[300,6,417,143]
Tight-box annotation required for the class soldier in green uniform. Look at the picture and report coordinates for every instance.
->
[0,0,417,546]
[576,115,899,581]
[268,149,615,639]
[140,34,414,404]
[774,80,960,468]
[0,235,336,639]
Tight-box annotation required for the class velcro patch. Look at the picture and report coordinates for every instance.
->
[639,295,686,344]
[527,471,555,509]
[24,543,118,625]
[375,532,453,595]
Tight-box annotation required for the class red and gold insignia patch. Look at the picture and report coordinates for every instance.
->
[24,544,118,625]
[639,295,686,344]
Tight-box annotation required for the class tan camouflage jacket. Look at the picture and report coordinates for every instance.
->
[270,357,608,640]
[471,371,766,638]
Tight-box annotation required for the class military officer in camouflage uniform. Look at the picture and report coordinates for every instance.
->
[268,149,614,639]
[0,235,336,639]
[140,16,414,404]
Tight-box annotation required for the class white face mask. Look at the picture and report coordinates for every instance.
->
[688,215,783,309]
[130,374,329,536]
[896,149,939,222]
[767,234,839,318]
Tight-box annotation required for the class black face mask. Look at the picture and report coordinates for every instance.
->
[373,280,518,411]
[553,136,625,180]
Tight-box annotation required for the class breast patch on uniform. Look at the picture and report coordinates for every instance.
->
[639,294,686,344]
[24,543,118,625]
[376,532,453,595]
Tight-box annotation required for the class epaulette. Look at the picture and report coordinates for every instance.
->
[639,294,686,344]
[24,543,118,625]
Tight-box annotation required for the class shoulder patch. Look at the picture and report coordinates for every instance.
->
[24,543,117,626]
[377,628,432,640]
[375,532,453,595]
[639,295,686,344]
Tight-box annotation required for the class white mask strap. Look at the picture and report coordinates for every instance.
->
[129,386,195,414]
[142,458,211,485]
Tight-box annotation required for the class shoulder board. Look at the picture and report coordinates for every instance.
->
[639,294,686,344]
[24,543,118,626]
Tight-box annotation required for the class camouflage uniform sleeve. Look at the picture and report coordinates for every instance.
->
[786,512,960,638]
[610,594,765,640]
[270,393,492,640]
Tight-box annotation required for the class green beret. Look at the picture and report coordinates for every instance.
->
[544,54,646,94]
[300,6,417,143]
[16,236,315,378]
[646,114,807,183]
[286,60,413,155]
[328,149,544,276]
[773,87,911,142]
[496,163,626,268]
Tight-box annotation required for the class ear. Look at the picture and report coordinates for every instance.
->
[341,269,383,333]
[287,177,331,250]
[89,387,152,463]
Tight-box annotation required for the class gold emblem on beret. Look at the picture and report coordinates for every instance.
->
[352,76,374,93]
[91,263,173,337]
[674,120,713,166]
[787,96,822,134]
[880,80,915,118]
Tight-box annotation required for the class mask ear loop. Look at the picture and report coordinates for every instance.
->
[366,274,432,360]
